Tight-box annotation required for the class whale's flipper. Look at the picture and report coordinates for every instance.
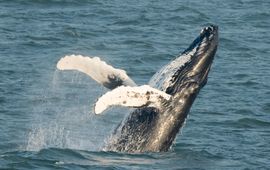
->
[94,85,172,114]
[57,55,137,89]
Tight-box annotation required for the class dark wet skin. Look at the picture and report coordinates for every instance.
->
[104,25,219,152]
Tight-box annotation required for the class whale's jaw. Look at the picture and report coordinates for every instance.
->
[139,25,219,152]
[166,25,218,95]
[104,25,219,152]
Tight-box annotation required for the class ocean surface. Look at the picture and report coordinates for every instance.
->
[0,0,269,169]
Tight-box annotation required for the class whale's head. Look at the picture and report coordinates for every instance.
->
[145,25,218,152]
[166,25,219,95]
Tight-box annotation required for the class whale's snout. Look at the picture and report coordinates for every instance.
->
[200,25,218,36]
[166,25,218,95]
[190,25,218,85]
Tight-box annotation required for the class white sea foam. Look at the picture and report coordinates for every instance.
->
[26,123,70,151]
[25,70,107,152]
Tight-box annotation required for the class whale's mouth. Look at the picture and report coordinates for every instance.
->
[166,25,218,94]
[189,25,218,85]
[183,25,218,55]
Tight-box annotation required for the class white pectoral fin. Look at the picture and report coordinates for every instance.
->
[94,85,172,114]
[56,55,137,89]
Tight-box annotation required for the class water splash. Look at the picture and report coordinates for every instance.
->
[25,69,108,151]
[26,123,70,151]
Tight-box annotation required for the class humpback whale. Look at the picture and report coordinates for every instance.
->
[56,25,218,152]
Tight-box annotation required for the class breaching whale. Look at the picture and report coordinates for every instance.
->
[56,25,218,152]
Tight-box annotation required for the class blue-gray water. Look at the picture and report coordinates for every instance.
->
[0,0,269,169]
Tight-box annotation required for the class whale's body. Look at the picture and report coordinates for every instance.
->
[57,25,219,153]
